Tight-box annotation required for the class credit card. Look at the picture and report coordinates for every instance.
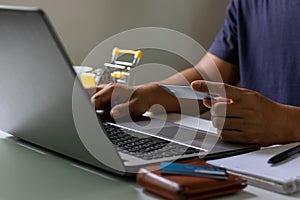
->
[160,162,228,180]
[159,84,216,100]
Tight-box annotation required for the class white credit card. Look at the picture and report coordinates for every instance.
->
[159,84,215,100]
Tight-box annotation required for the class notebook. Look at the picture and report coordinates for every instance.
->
[207,142,300,194]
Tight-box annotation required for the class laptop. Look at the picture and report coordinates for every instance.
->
[0,6,260,175]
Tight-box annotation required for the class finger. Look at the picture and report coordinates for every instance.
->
[110,101,144,119]
[191,80,241,101]
[212,117,243,130]
[219,129,241,141]
[86,86,97,97]
[97,101,112,113]
[203,97,232,109]
[110,104,125,119]
[211,102,241,117]
[203,99,213,108]
[85,85,106,97]
[91,84,115,108]
[219,130,258,144]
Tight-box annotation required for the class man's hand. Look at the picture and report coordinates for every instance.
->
[86,82,181,119]
[86,83,151,119]
[191,80,290,146]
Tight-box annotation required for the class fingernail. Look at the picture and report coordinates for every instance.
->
[192,81,201,88]
[111,109,120,118]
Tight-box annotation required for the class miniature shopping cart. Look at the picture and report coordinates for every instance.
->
[98,47,143,85]
[79,47,143,87]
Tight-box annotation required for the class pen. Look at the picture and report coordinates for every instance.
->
[268,144,300,164]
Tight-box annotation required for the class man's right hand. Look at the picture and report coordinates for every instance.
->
[86,82,180,119]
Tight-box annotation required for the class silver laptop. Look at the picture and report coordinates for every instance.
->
[0,6,260,175]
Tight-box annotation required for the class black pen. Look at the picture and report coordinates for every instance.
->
[268,144,300,164]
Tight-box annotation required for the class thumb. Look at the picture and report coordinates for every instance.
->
[110,102,132,119]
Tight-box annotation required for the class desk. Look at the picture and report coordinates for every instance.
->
[0,114,300,200]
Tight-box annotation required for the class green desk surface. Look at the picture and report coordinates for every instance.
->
[0,129,299,200]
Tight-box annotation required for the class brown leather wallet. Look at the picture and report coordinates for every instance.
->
[136,159,247,200]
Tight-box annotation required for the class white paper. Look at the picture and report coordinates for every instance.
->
[208,142,300,194]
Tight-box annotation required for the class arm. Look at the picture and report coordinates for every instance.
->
[90,52,239,118]
[158,53,239,85]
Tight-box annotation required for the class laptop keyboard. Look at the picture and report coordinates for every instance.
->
[103,123,204,160]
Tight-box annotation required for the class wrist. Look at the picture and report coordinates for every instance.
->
[136,82,180,113]
[274,103,300,144]
[282,104,300,143]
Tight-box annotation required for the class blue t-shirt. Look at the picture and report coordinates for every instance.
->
[209,0,300,106]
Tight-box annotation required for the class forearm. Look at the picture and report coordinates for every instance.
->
[158,53,239,86]
[158,67,203,86]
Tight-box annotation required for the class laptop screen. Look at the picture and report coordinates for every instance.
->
[0,7,125,173]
